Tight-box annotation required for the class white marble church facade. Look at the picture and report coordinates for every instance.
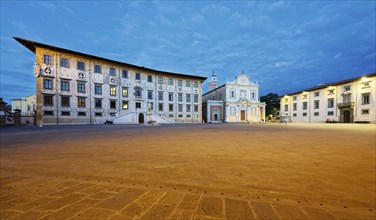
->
[202,73,266,123]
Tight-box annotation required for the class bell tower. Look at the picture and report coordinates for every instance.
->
[208,72,218,91]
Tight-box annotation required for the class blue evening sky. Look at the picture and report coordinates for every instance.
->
[0,1,375,103]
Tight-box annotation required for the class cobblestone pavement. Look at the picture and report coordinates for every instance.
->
[1,123,375,219]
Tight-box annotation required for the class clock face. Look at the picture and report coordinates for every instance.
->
[110,78,116,83]
[78,72,84,79]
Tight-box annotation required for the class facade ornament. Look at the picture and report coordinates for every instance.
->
[33,63,41,77]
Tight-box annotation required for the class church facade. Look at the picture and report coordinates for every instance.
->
[15,37,206,125]
[202,73,266,123]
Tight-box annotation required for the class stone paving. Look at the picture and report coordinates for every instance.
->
[0,123,375,219]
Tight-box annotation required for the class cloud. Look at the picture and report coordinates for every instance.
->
[202,5,231,15]
[274,60,295,68]
[334,52,342,59]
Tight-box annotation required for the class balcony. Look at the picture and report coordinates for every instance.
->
[337,102,354,108]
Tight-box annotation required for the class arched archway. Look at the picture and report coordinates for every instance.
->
[212,108,220,122]
[138,113,144,124]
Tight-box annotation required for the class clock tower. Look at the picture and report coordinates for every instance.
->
[208,73,218,91]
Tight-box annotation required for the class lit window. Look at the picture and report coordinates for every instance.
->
[77,97,86,108]
[110,86,116,96]
[122,87,128,97]
[122,101,128,110]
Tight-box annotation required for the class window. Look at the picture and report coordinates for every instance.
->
[95,84,102,95]
[293,103,297,111]
[77,61,85,71]
[303,94,308,99]
[61,111,70,116]
[169,114,174,118]
[77,82,85,93]
[186,114,191,118]
[44,111,54,116]
[361,109,369,115]
[61,81,70,91]
[77,97,86,108]
[194,105,198,112]
[344,85,351,91]
[314,112,319,116]
[110,100,116,109]
[158,103,163,111]
[135,73,141,80]
[328,89,334,95]
[147,75,153,82]
[178,93,183,102]
[148,90,153,100]
[194,81,198,88]
[186,94,191,102]
[168,78,173,85]
[110,86,116,96]
[44,54,52,64]
[158,91,163,101]
[251,92,256,99]
[122,101,128,110]
[43,95,53,106]
[134,87,142,98]
[149,102,154,110]
[302,102,307,110]
[303,112,307,117]
[178,114,183,118]
[314,91,320,97]
[327,99,334,108]
[93,65,100,73]
[168,93,173,102]
[169,104,173,112]
[122,70,128,78]
[109,68,116,76]
[230,90,236,98]
[178,104,183,112]
[122,87,128,97]
[158,77,163,84]
[362,93,370,105]
[78,112,86,116]
[43,79,53,89]
[95,112,102,117]
[293,113,297,117]
[61,96,70,107]
[194,95,198,103]
[293,96,297,101]
[136,102,141,109]
[284,104,288,112]
[95,99,102,108]
[328,111,334,116]
[186,104,191,112]
[186,80,190,87]
[178,80,182,86]
[314,100,319,109]
[61,58,69,68]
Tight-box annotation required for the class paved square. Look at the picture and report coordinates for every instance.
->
[1,123,375,219]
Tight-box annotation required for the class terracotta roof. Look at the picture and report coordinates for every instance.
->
[13,36,207,81]
[282,72,376,97]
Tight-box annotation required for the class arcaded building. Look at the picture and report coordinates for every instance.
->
[202,73,266,123]
[14,37,206,125]
[280,72,376,123]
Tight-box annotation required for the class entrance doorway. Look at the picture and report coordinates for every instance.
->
[213,109,220,122]
[343,110,351,123]
[138,113,144,124]
[240,110,246,121]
